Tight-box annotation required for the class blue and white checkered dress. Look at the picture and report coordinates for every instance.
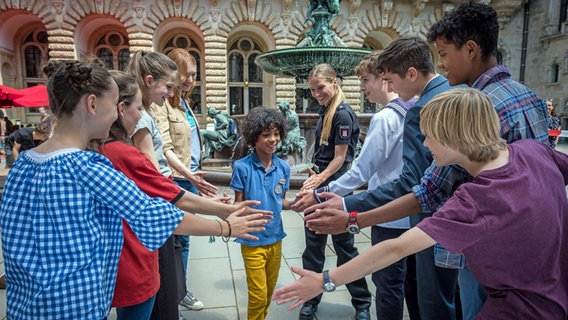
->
[0,148,184,319]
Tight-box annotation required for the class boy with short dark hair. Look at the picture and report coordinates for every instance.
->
[273,87,568,320]
[230,107,294,320]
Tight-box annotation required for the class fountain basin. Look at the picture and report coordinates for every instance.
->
[255,47,372,79]
[202,113,375,188]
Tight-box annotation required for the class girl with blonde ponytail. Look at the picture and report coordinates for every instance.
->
[297,63,372,319]
[310,64,346,146]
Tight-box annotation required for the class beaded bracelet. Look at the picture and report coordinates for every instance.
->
[222,220,232,243]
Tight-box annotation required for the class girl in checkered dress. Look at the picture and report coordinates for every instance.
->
[0,60,268,320]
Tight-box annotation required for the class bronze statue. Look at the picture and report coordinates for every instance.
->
[299,0,345,47]
[200,107,239,159]
[306,0,341,23]
[276,101,306,160]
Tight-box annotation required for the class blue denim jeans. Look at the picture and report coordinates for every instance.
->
[173,178,199,277]
[415,245,459,320]
[116,295,156,320]
[458,266,487,320]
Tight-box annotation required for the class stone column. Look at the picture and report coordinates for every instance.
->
[204,35,228,112]
[47,29,75,60]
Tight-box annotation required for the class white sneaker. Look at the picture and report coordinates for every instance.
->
[180,291,204,311]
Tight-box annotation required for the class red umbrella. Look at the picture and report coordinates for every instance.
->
[0,85,49,108]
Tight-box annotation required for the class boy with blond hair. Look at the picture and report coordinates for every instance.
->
[273,88,568,320]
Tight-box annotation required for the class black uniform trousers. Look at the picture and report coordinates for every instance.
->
[301,167,372,309]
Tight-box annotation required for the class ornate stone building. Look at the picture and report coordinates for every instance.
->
[0,0,566,127]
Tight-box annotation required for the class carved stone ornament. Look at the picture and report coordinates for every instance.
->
[52,0,64,14]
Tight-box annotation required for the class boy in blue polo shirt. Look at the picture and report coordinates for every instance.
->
[230,107,294,320]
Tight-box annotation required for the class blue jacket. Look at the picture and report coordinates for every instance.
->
[344,75,457,219]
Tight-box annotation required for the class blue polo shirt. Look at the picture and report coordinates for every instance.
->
[230,151,290,246]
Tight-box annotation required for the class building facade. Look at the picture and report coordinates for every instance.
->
[0,0,566,127]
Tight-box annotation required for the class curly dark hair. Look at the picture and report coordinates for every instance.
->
[240,107,287,149]
[427,2,499,62]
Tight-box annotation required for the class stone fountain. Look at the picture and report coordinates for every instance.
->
[255,0,371,179]
[255,0,371,79]
[204,0,371,188]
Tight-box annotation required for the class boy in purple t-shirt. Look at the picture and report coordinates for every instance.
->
[272,88,568,319]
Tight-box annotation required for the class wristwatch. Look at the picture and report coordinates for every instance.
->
[322,270,336,292]
[346,211,360,234]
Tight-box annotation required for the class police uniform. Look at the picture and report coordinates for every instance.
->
[301,103,372,310]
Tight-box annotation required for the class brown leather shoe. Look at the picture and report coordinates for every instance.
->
[0,274,6,289]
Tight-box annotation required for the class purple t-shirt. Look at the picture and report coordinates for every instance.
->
[418,140,568,319]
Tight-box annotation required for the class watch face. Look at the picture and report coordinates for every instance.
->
[322,270,336,292]
[346,224,360,234]
[324,282,335,292]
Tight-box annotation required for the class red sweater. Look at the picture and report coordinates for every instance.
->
[101,140,184,307]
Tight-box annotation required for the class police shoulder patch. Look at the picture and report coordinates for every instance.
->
[339,125,350,139]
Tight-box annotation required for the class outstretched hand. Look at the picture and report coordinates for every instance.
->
[190,171,217,197]
[303,192,344,214]
[305,208,350,235]
[272,266,324,310]
[225,207,271,240]
[210,192,232,204]
[291,189,316,212]
[301,168,323,191]
[233,200,271,217]
[232,200,274,221]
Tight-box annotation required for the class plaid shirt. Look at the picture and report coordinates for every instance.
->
[413,65,548,213]
[0,149,183,319]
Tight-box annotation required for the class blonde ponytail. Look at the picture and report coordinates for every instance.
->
[320,87,345,144]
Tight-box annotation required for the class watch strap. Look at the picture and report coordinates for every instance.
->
[323,269,330,283]
[348,211,358,223]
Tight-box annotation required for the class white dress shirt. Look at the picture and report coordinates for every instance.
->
[331,99,411,229]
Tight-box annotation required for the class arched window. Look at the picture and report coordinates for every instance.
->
[163,34,203,114]
[22,30,48,87]
[227,37,264,115]
[21,29,49,116]
[94,32,129,71]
